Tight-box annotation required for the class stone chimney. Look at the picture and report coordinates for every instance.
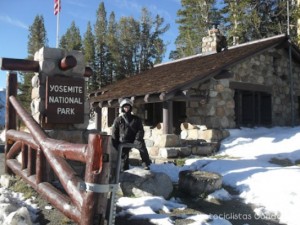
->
[202,28,227,54]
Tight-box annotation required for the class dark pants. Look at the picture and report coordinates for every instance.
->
[121,141,151,170]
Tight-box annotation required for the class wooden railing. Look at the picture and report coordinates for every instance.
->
[4,71,119,225]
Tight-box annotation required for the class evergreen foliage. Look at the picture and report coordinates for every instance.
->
[82,2,170,89]
[59,21,82,51]
[21,1,300,99]
[19,15,47,111]
[106,12,120,84]
[171,0,300,59]
[173,0,216,59]
[83,22,96,92]
[94,2,108,88]
[27,15,48,59]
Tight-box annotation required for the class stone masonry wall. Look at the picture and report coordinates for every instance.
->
[31,47,91,143]
[186,48,300,129]
[186,79,235,128]
[232,48,300,126]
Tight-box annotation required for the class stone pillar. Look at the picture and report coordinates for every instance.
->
[31,47,90,143]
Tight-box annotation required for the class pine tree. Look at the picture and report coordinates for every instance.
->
[83,22,96,92]
[172,0,300,58]
[173,0,216,58]
[27,15,48,59]
[118,16,140,78]
[89,2,169,85]
[19,15,47,111]
[221,0,253,44]
[116,8,169,78]
[139,8,169,71]
[151,14,170,64]
[106,12,120,84]
[94,2,108,87]
[59,21,82,51]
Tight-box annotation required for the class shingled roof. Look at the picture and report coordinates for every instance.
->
[89,34,290,107]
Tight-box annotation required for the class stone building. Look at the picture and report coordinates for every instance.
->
[89,32,300,135]
[89,32,300,159]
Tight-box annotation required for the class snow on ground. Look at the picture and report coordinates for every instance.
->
[118,126,300,225]
[1,126,300,224]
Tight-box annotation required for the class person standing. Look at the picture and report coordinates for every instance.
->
[111,98,152,170]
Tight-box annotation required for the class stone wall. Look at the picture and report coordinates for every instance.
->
[232,48,300,126]
[187,79,235,128]
[142,123,229,160]
[186,48,300,128]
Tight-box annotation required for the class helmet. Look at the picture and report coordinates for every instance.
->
[120,98,133,108]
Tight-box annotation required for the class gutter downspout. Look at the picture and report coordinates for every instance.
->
[288,39,295,127]
[287,1,295,127]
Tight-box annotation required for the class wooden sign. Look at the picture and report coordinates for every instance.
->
[45,76,85,123]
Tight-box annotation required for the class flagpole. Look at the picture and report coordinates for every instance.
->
[56,0,60,48]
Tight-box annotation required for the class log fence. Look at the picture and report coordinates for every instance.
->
[3,68,121,224]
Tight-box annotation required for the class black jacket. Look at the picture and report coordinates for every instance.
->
[111,113,145,148]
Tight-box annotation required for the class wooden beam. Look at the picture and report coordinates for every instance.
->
[214,70,233,79]
[94,107,102,131]
[83,67,93,77]
[230,81,272,93]
[159,92,166,101]
[162,101,173,134]
[1,58,39,72]
[59,55,77,71]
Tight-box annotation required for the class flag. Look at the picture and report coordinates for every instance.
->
[54,0,61,15]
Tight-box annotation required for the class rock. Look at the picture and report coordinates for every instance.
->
[149,146,160,157]
[185,129,199,140]
[178,170,222,197]
[159,147,179,158]
[180,130,188,139]
[3,206,32,225]
[177,147,192,157]
[120,167,173,199]
[0,203,18,223]
[0,175,14,188]
[198,129,228,142]
[191,142,220,156]
[180,123,198,130]
[154,134,180,147]
[145,139,154,147]
[158,147,192,158]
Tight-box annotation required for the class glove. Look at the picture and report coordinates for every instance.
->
[133,140,143,149]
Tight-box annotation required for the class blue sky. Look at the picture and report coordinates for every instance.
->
[0,0,181,89]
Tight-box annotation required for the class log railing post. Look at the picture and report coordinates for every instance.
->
[80,134,103,225]
[27,146,35,177]
[95,135,111,225]
[21,143,28,170]
[36,148,46,184]
[5,72,17,174]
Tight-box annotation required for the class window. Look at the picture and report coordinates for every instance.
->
[234,90,272,127]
